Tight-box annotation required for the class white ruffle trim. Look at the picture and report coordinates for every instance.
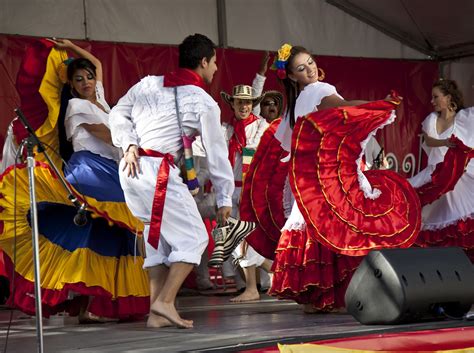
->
[422,212,474,231]
[65,99,110,139]
[280,154,290,163]
[355,109,396,199]
[137,76,216,120]
[281,221,307,232]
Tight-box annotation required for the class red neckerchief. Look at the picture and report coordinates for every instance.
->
[163,68,207,90]
[228,113,259,166]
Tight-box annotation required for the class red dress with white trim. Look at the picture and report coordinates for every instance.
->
[409,109,474,261]
[265,82,421,311]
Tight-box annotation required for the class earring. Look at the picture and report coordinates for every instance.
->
[449,102,457,112]
[70,86,78,98]
[318,68,325,81]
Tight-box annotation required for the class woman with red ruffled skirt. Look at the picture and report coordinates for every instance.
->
[243,44,421,312]
[409,79,474,261]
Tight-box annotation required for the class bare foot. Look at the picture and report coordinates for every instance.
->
[302,304,346,314]
[146,312,173,328]
[302,304,321,314]
[330,307,347,314]
[150,301,193,329]
[78,311,116,324]
[230,289,260,303]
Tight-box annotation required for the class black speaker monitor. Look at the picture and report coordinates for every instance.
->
[345,247,474,324]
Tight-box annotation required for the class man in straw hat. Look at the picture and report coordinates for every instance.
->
[207,84,274,302]
[207,84,265,270]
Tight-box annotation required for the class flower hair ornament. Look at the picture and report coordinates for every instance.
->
[271,43,292,79]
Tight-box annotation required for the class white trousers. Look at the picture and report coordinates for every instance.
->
[119,156,208,268]
[233,243,266,268]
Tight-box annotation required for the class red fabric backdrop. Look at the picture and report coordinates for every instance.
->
[0,34,438,176]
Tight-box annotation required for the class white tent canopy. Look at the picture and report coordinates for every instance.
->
[1,0,426,59]
[1,0,472,104]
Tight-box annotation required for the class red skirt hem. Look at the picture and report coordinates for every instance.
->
[3,255,149,320]
[269,228,361,311]
[416,217,474,262]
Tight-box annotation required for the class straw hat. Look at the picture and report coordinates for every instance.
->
[261,90,284,117]
[221,85,265,107]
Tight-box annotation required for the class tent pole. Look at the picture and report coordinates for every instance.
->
[83,0,89,40]
[216,0,227,48]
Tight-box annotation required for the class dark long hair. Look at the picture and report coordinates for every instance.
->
[432,79,465,112]
[279,46,313,128]
[58,57,97,162]
[57,83,74,162]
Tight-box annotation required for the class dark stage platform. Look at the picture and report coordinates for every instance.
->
[1,294,474,352]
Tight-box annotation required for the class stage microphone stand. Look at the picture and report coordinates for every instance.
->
[15,108,87,353]
[21,133,44,353]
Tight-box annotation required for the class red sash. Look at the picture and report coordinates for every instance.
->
[138,148,175,249]
[228,113,258,167]
[163,68,207,90]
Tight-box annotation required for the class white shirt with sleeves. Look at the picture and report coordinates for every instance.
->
[109,75,234,208]
[275,81,341,152]
[64,81,121,162]
[409,107,474,229]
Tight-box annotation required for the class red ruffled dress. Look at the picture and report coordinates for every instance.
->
[246,82,421,311]
[409,109,474,261]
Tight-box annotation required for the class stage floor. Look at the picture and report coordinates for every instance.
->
[1,294,474,353]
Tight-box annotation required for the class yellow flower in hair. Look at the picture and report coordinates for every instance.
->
[278,43,292,62]
[58,62,68,84]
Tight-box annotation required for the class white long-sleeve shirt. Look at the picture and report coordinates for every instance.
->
[251,73,266,117]
[65,81,122,162]
[109,75,234,208]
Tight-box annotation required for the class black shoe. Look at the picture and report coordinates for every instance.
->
[208,217,256,268]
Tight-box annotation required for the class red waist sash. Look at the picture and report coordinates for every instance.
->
[138,148,175,249]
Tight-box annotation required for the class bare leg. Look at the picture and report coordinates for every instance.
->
[77,296,93,324]
[222,258,246,291]
[147,265,173,328]
[303,303,321,314]
[150,262,194,328]
[230,265,260,302]
[260,259,273,273]
[77,296,115,324]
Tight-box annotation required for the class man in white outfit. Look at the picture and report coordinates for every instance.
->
[109,34,234,329]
